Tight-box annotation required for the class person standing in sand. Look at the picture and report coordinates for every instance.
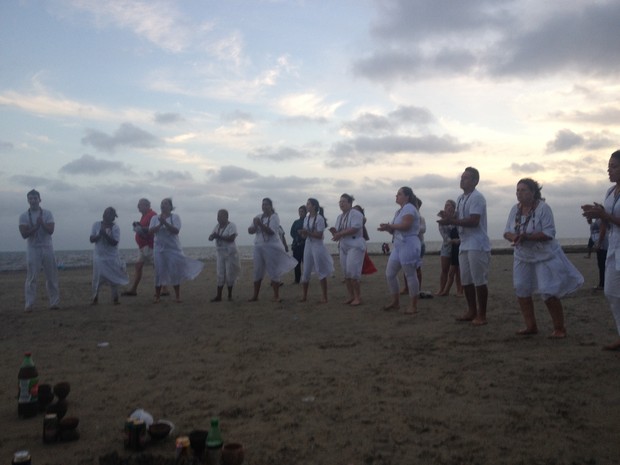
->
[208,209,241,302]
[438,167,491,325]
[18,189,60,311]
[248,198,298,302]
[378,187,422,315]
[122,198,166,297]
[582,149,620,350]
[298,198,334,304]
[329,194,366,306]
[149,198,204,303]
[504,179,583,338]
[290,205,307,284]
[436,199,463,296]
[89,207,129,305]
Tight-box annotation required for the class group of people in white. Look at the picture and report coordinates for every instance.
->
[17,151,620,351]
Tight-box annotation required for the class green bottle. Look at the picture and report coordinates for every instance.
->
[18,352,39,418]
[206,417,223,465]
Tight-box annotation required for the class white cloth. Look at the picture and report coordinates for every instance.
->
[19,208,59,309]
[386,203,421,295]
[603,187,620,298]
[456,189,491,252]
[335,209,365,279]
[149,214,204,286]
[211,222,241,287]
[505,201,583,298]
[438,224,453,257]
[90,221,129,298]
[250,212,297,281]
[301,215,334,282]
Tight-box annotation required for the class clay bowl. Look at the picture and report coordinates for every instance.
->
[59,416,79,431]
[53,382,71,400]
[148,422,172,441]
[46,399,68,419]
[222,442,245,465]
[38,384,54,411]
[188,429,208,456]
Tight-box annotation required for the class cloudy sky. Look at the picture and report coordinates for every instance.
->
[2,0,619,252]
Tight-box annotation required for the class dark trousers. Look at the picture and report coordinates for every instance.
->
[292,244,304,283]
[597,248,607,288]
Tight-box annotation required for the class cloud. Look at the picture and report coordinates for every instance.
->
[81,123,162,153]
[276,92,343,120]
[354,0,620,82]
[0,140,14,152]
[9,175,73,192]
[207,165,260,183]
[150,170,193,182]
[545,129,617,153]
[59,154,129,175]
[326,134,470,167]
[247,146,307,161]
[510,162,546,173]
[154,112,184,124]
[341,105,435,136]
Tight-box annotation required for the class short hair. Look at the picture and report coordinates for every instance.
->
[105,206,118,218]
[27,189,41,200]
[464,167,480,184]
[340,193,355,204]
[139,198,151,207]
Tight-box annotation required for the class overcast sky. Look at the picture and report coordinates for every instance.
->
[1,0,619,252]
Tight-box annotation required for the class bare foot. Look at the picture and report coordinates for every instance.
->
[381,303,400,311]
[175,299,183,303]
[210,296,222,302]
[456,313,475,322]
[343,298,354,305]
[603,340,620,351]
[402,307,417,315]
[318,299,328,304]
[548,329,567,339]
[349,299,362,306]
[272,297,282,303]
[472,318,488,326]
[248,297,258,302]
[153,297,160,304]
[516,328,538,335]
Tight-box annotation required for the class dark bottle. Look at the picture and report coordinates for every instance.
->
[18,352,39,418]
[206,417,223,465]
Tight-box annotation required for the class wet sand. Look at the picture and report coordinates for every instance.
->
[1,252,618,465]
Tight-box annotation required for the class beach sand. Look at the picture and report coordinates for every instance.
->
[1,252,619,465]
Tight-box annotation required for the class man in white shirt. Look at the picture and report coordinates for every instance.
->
[438,167,491,325]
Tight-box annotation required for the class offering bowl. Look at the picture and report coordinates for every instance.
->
[222,443,245,465]
[53,382,71,400]
[59,416,79,431]
[188,429,208,456]
[148,422,172,441]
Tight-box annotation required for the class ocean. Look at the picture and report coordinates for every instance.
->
[0,238,588,272]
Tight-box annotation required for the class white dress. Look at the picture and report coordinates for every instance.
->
[335,208,366,280]
[149,214,204,286]
[211,222,241,287]
[250,212,297,282]
[91,221,129,297]
[301,214,334,282]
[505,201,583,299]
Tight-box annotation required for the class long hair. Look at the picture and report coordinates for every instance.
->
[517,178,543,201]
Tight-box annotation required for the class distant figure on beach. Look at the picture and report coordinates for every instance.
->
[122,198,162,297]
[248,198,298,302]
[378,187,421,314]
[437,167,491,325]
[89,207,129,305]
[290,205,307,284]
[436,199,463,296]
[582,149,620,351]
[18,189,60,311]
[382,242,390,254]
[585,218,597,259]
[593,219,608,290]
[504,179,583,338]
[329,194,366,306]
[353,204,377,275]
[208,209,241,302]
[149,198,204,303]
[298,198,334,303]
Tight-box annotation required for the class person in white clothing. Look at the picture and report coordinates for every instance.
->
[149,198,204,303]
[248,198,298,302]
[329,193,366,306]
[582,149,620,350]
[89,207,129,305]
[208,209,241,302]
[504,179,583,338]
[378,187,422,314]
[438,167,491,325]
[298,198,334,303]
[19,189,60,311]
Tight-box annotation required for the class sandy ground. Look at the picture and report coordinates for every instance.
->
[0,251,619,465]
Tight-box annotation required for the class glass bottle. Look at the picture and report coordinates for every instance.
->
[18,352,39,418]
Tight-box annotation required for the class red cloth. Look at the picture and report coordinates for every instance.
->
[135,209,157,248]
[361,251,377,275]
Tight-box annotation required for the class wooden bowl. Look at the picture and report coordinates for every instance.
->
[222,442,245,465]
[53,382,71,400]
[59,416,79,431]
[148,422,172,441]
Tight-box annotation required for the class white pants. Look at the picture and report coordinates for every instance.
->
[386,256,419,296]
[25,246,60,309]
[604,258,620,334]
[459,250,490,286]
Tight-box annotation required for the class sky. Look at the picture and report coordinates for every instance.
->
[1,0,619,252]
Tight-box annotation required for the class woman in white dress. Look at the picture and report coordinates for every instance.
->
[298,198,334,303]
[149,198,204,303]
[378,187,422,314]
[248,198,297,302]
[89,207,129,305]
[582,150,620,350]
[504,178,583,338]
[208,209,241,302]
[329,193,366,306]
